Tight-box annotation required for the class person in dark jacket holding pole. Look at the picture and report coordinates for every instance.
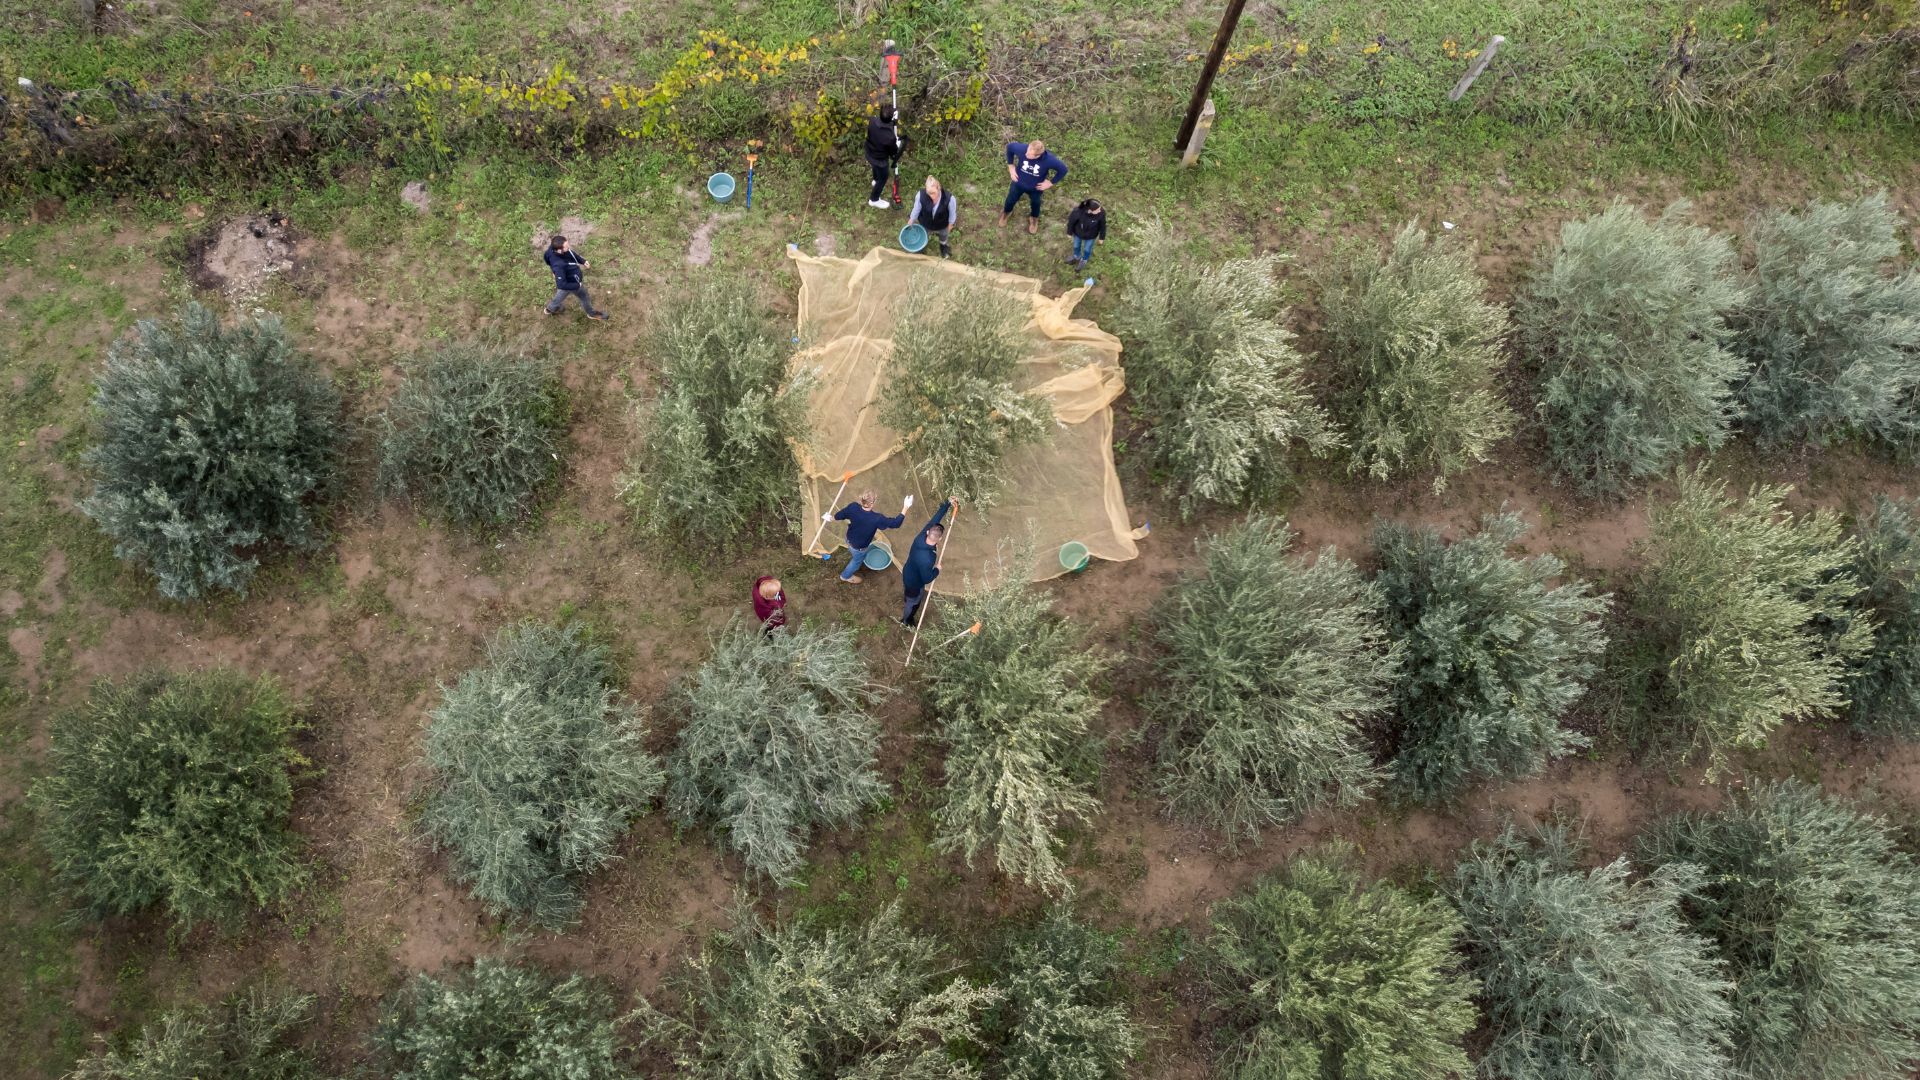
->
[999,139,1068,235]
[909,176,959,259]
[543,235,607,321]
[1065,199,1108,268]
[863,107,904,209]
[900,496,957,626]
[831,489,909,583]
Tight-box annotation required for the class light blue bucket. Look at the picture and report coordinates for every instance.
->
[1059,541,1091,573]
[707,172,736,202]
[898,223,929,253]
[864,539,894,570]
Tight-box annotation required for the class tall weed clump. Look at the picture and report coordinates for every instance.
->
[1843,496,1920,736]
[1452,825,1736,1080]
[376,959,633,1080]
[988,908,1141,1080]
[621,276,812,545]
[1625,469,1868,773]
[639,901,998,1079]
[879,277,1051,511]
[926,566,1109,893]
[1734,193,1920,450]
[1375,513,1608,801]
[1204,844,1479,1080]
[377,343,566,528]
[33,670,307,930]
[667,618,888,883]
[1519,202,1747,495]
[1636,782,1920,1080]
[1149,516,1397,843]
[419,622,663,929]
[1320,222,1515,491]
[71,990,321,1080]
[1113,224,1339,516]
[81,303,340,600]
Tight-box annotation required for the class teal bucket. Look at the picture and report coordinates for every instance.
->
[864,540,894,570]
[898,223,929,253]
[1059,541,1091,573]
[707,172,736,202]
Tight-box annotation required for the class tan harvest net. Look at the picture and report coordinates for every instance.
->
[788,245,1139,591]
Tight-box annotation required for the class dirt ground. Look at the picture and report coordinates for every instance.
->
[7,161,1920,1078]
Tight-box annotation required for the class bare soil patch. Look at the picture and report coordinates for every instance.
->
[185,213,306,302]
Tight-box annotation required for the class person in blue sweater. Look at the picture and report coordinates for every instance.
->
[542,235,607,321]
[1000,139,1068,235]
[900,496,958,626]
[829,489,909,583]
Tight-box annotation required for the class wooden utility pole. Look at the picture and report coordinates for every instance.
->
[1174,0,1249,153]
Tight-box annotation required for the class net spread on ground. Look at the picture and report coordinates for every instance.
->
[788,246,1140,590]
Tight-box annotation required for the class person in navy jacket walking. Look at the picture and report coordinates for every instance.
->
[542,235,607,321]
[1000,139,1068,235]
[829,489,909,583]
[900,496,958,626]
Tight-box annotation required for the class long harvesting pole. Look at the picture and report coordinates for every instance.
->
[807,470,858,553]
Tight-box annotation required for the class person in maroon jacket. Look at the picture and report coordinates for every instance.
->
[752,576,787,636]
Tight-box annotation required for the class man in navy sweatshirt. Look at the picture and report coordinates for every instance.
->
[1000,139,1068,235]
[900,496,958,626]
[829,489,908,583]
[543,235,607,321]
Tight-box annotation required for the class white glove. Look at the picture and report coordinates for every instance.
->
[822,513,834,523]
[901,495,914,512]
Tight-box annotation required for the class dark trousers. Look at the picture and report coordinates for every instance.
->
[869,163,890,201]
[546,284,600,316]
[1003,184,1042,218]
[902,591,925,625]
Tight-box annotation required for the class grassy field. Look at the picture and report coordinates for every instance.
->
[3,0,1920,1076]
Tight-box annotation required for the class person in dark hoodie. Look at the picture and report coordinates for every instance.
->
[1065,198,1107,268]
[1000,139,1068,235]
[900,496,957,626]
[829,489,909,583]
[863,107,905,209]
[752,576,787,636]
[542,235,607,321]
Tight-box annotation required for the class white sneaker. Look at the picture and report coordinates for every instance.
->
[868,199,891,209]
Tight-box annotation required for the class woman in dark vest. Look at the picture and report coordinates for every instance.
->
[908,176,959,260]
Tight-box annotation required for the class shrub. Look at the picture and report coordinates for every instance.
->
[33,669,307,929]
[1113,223,1340,516]
[419,622,663,929]
[1625,469,1869,774]
[1204,844,1479,1080]
[620,276,812,545]
[1734,192,1920,449]
[1374,513,1608,801]
[71,989,321,1080]
[1843,496,1920,736]
[376,343,566,528]
[989,908,1141,1080]
[1319,222,1516,491]
[1519,201,1747,495]
[640,900,999,1079]
[926,565,1109,893]
[1452,824,1735,1080]
[666,617,888,883]
[375,958,633,1080]
[80,302,340,600]
[878,276,1052,511]
[1149,516,1396,844]
[1636,782,1920,1080]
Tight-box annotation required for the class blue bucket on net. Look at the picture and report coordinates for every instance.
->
[864,539,894,570]
[1059,541,1091,573]
[707,172,736,202]
[898,223,929,253]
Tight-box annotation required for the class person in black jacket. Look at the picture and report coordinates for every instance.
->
[863,107,904,209]
[908,176,959,259]
[1066,199,1107,268]
[542,235,607,321]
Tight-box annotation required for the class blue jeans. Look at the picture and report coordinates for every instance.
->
[841,546,868,580]
[1072,236,1096,262]
[1003,184,1042,218]
[546,284,600,316]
